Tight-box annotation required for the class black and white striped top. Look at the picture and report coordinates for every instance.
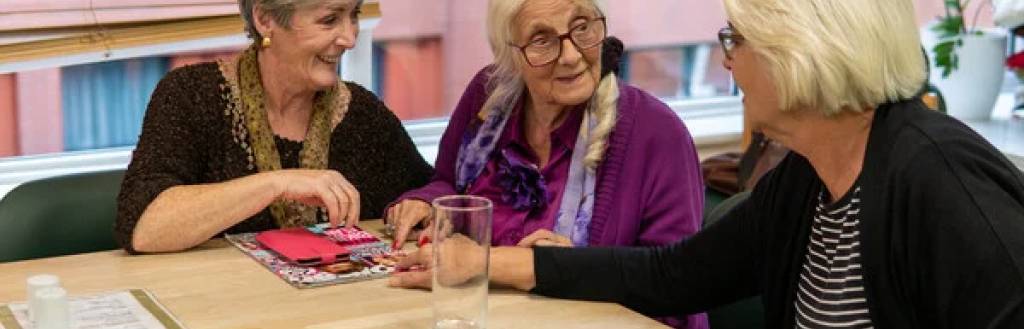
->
[795,186,873,329]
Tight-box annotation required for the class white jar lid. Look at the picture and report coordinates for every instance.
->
[27,274,59,287]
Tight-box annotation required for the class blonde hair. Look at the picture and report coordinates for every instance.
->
[238,0,360,40]
[720,0,926,116]
[485,0,618,171]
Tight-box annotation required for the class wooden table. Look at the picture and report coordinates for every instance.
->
[0,220,668,329]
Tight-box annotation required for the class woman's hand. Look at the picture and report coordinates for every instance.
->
[385,199,433,248]
[270,169,360,228]
[387,234,488,289]
[517,229,573,247]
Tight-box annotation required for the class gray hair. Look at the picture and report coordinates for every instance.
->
[485,0,616,171]
[237,0,358,40]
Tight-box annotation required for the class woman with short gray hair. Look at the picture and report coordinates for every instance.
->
[115,0,432,253]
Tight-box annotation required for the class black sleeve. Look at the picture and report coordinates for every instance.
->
[342,83,434,220]
[900,136,1024,329]
[115,65,213,252]
[529,168,780,316]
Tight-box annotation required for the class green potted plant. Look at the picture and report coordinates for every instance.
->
[927,0,1008,120]
[931,0,988,77]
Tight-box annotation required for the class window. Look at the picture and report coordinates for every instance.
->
[621,44,734,100]
[0,0,1015,194]
[61,57,169,151]
[371,0,734,122]
[372,38,445,120]
[371,42,386,97]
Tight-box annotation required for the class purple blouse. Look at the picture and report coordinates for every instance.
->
[466,103,584,246]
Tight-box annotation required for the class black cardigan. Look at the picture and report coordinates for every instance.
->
[531,99,1024,328]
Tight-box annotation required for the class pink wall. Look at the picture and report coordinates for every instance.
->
[440,0,492,113]
[376,0,488,113]
[382,39,445,120]
[375,0,447,39]
[14,69,63,155]
[376,0,726,112]
[607,0,726,47]
[911,0,994,28]
[627,49,685,98]
[0,74,18,157]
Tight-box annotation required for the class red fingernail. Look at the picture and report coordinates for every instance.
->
[418,236,430,247]
[392,241,402,250]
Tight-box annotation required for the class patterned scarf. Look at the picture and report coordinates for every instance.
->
[221,44,351,228]
[455,94,599,246]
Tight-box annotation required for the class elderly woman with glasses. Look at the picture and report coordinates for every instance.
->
[391,0,1024,327]
[386,0,706,327]
[386,0,705,254]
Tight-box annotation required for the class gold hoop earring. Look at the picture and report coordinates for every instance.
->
[261,36,272,48]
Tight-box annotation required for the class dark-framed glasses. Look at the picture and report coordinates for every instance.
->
[510,17,608,67]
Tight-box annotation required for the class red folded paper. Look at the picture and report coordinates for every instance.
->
[255,228,350,266]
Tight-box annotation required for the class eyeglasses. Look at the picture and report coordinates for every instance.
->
[718,26,744,60]
[510,17,608,67]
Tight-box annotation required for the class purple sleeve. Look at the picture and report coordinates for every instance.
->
[386,67,492,211]
[636,98,705,246]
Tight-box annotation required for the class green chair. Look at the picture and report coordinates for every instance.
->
[703,187,730,225]
[703,190,750,228]
[0,170,125,263]
[702,190,765,329]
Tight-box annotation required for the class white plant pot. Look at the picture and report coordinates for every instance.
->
[923,28,1007,121]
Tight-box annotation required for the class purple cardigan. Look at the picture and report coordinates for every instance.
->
[395,68,709,329]
[395,67,705,248]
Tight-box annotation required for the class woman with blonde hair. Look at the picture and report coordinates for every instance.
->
[115,0,433,253]
[391,0,1024,327]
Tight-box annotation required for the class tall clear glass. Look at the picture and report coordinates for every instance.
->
[431,195,492,329]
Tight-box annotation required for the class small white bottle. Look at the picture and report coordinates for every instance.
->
[33,286,70,329]
[26,274,60,323]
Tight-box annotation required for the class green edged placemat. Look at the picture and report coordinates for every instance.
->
[0,304,23,329]
[129,289,186,329]
[0,289,185,329]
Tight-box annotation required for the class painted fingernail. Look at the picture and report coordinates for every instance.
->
[418,236,430,247]
[392,241,402,250]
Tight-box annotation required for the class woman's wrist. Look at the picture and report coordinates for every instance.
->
[256,171,285,200]
[490,247,537,291]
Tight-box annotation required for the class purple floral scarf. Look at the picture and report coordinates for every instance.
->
[455,99,597,246]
